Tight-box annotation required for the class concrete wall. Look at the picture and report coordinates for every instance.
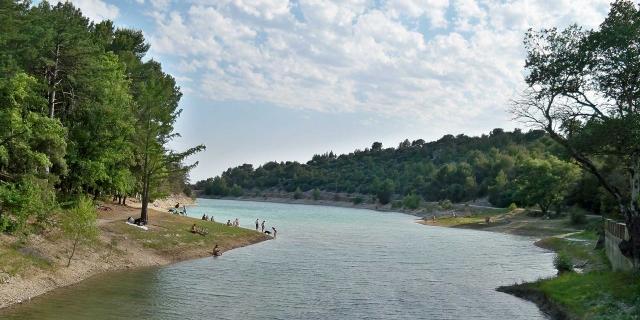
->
[604,219,638,271]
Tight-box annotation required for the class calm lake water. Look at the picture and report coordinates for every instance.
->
[2,199,555,319]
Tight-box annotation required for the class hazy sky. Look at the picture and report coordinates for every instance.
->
[64,0,612,181]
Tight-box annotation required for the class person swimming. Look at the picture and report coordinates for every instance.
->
[212,244,221,256]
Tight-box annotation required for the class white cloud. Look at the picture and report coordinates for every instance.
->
[145,0,612,126]
[68,0,119,21]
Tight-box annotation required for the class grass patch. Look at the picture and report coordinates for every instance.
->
[105,213,268,256]
[533,271,640,319]
[535,231,608,271]
[0,246,52,276]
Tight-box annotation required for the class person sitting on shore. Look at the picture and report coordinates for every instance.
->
[212,244,221,256]
[127,216,134,224]
[226,220,232,226]
[191,223,198,233]
[202,214,207,220]
[134,217,145,226]
[234,218,239,227]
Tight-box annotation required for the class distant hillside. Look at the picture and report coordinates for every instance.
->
[195,129,611,212]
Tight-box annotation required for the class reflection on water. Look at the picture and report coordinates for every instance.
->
[2,199,555,319]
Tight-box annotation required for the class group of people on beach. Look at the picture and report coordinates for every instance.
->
[201,214,214,222]
[226,218,240,227]
[255,219,277,238]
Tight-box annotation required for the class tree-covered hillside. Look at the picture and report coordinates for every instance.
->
[195,129,617,214]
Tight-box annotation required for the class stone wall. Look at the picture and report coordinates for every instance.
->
[604,219,638,271]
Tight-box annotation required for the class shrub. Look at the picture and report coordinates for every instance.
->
[438,199,453,210]
[293,187,303,200]
[508,203,518,211]
[391,200,403,209]
[352,197,363,205]
[61,196,98,267]
[553,251,573,274]
[569,206,587,225]
[312,188,321,201]
[402,193,422,209]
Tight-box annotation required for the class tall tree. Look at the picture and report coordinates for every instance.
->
[133,61,204,222]
[513,0,640,261]
[514,156,580,214]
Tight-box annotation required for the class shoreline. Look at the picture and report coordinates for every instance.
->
[0,197,271,311]
[199,195,497,217]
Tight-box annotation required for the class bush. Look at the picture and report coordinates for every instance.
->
[554,251,573,274]
[438,199,453,210]
[391,200,403,209]
[508,203,518,211]
[230,184,244,197]
[61,196,98,267]
[312,188,321,201]
[569,206,587,225]
[402,193,422,209]
[352,197,363,205]
[293,187,303,200]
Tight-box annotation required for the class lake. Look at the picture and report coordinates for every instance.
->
[1,199,555,319]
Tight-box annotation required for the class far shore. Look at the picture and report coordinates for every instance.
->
[198,194,503,218]
[0,195,271,311]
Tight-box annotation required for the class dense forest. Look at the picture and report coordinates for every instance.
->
[195,129,618,215]
[0,0,202,232]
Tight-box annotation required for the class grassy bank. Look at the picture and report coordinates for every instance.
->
[417,208,581,236]
[419,209,640,319]
[0,201,270,310]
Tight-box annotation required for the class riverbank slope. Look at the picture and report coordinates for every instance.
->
[0,199,270,310]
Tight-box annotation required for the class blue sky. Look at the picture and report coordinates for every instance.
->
[62,0,611,181]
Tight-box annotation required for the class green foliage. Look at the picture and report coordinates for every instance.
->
[569,206,587,225]
[197,129,603,212]
[229,184,243,197]
[517,0,640,255]
[0,1,202,231]
[513,156,580,214]
[553,251,574,274]
[376,179,394,205]
[438,199,453,210]
[507,203,518,211]
[352,196,363,205]
[391,200,403,209]
[312,188,321,201]
[402,193,422,209]
[61,196,98,267]
[293,187,303,200]
[0,176,57,233]
[534,271,640,319]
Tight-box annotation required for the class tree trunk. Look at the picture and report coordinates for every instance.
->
[67,235,79,267]
[141,175,150,223]
[47,44,60,119]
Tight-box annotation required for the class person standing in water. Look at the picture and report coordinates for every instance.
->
[261,220,266,232]
[255,219,259,231]
[272,227,277,238]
